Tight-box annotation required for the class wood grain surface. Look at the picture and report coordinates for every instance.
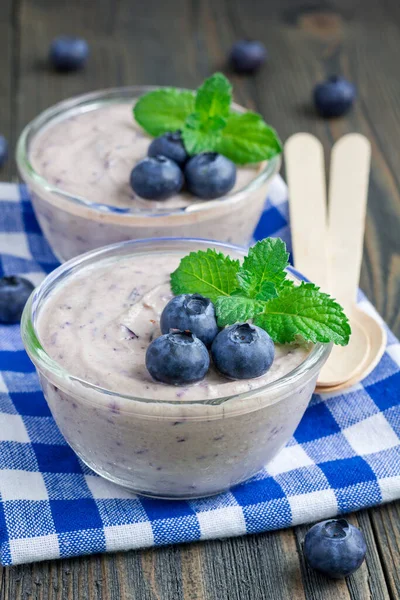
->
[1,0,400,598]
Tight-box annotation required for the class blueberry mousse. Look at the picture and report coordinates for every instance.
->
[49,36,89,71]
[304,519,367,579]
[0,275,34,324]
[314,76,356,118]
[32,238,348,497]
[230,40,267,73]
[26,73,282,260]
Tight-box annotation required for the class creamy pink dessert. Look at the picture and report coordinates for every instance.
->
[21,240,330,499]
[30,104,260,212]
[17,88,281,262]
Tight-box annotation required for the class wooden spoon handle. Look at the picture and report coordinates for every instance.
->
[284,133,328,288]
[327,134,371,310]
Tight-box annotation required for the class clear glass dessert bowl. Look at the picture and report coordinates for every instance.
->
[21,238,331,499]
[16,86,281,263]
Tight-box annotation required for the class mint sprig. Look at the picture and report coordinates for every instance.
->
[134,89,195,137]
[170,249,240,302]
[170,238,351,346]
[133,73,282,165]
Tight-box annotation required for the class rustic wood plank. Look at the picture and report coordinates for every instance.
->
[370,502,400,599]
[2,0,400,598]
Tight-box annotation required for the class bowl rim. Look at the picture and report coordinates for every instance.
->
[16,85,281,219]
[21,237,331,407]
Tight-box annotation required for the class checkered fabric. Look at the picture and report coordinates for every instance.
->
[1,177,400,566]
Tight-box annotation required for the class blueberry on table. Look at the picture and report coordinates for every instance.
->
[211,323,274,380]
[185,152,236,200]
[304,519,367,579]
[160,294,219,347]
[130,156,184,200]
[146,330,210,385]
[0,276,35,324]
[0,135,8,168]
[148,132,188,167]
[229,40,267,73]
[314,76,356,118]
[49,36,89,71]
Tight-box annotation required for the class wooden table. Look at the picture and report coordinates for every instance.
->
[1,0,400,598]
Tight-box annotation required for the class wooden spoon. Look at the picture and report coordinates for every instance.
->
[285,133,370,386]
[285,133,328,289]
[316,308,386,393]
[316,134,386,390]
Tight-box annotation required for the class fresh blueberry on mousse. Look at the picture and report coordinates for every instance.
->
[148,131,188,167]
[211,323,275,380]
[304,519,367,579]
[146,330,210,385]
[160,294,219,347]
[314,76,356,118]
[230,40,267,73]
[0,135,8,168]
[130,156,184,200]
[0,276,35,324]
[49,36,89,71]
[185,152,236,200]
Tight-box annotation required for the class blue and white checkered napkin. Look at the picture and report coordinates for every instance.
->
[1,178,400,566]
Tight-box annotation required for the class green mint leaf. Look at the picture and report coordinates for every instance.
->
[216,112,283,164]
[182,113,224,155]
[215,296,265,328]
[133,89,195,137]
[237,238,289,298]
[254,282,351,345]
[170,249,240,303]
[195,73,232,121]
[255,281,278,301]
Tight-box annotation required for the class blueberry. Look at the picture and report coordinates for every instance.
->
[148,132,188,167]
[130,156,184,200]
[230,40,267,73]
[0,135,8,168]
[160,294,219,347]
[49,36,89,71]
[185,153,236,200]
[0,276,35,324]
[314,76,356,118]
[146,330,210,385]
[304,519,367,579]
[211,323,274,380]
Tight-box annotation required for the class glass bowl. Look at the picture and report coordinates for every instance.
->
[21,238,331,499]
[16,86,281,262]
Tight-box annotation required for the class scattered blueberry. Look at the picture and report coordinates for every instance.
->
[160,294,219,347]
[148,131,188,167]
[185,152,236,200]
[211,323,274,380]
[0,136,8,168]
[49,36,89,71]
[0,276,35,324]
[230,40,267,73]
[314,76,356,118]
[146,330,210,385]
[130,156,184,200]
[304,519,367,579]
